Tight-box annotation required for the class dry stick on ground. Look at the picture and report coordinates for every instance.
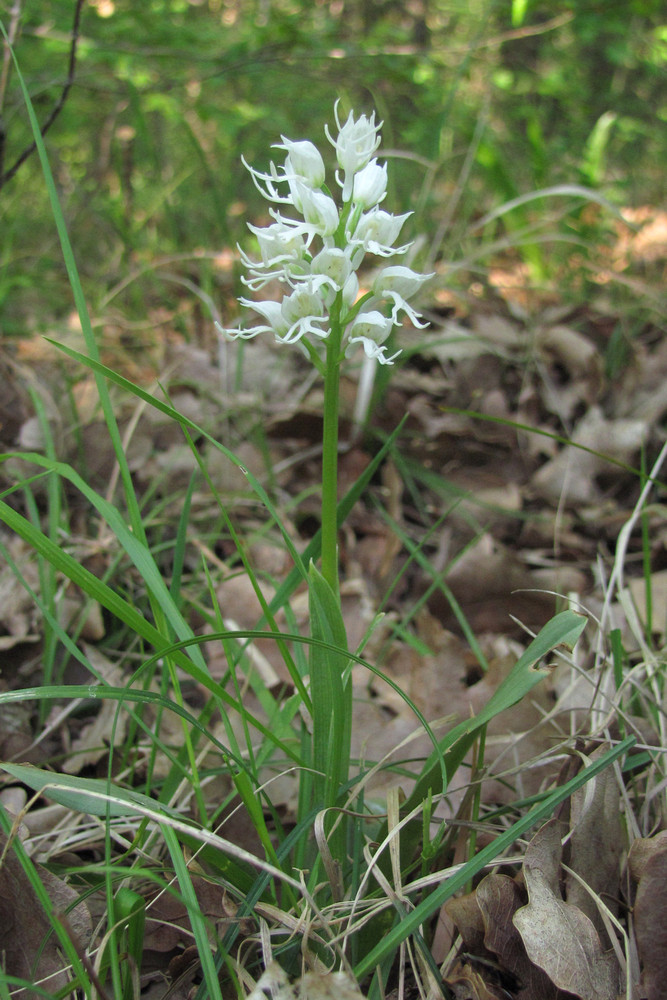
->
[0,0,84,189]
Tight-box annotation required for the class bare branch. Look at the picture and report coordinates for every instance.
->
[0,0,85,189]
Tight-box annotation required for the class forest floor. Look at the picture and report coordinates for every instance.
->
[0,206,666,1000]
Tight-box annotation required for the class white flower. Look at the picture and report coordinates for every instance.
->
[350,208,413,259]
[238,223,310,290]
[276,138,326,188]
[373,265,431,299]
[346,311,400,364]
[222,101,431,364]
[295,184,339,236]
[238,220,311,284]
[242,156,294,206]
[310,247,354,291]
[280,284,330,343]
[352,160,387,209]
[218,298,288,341]
[372,265,434,326]
[326,101,382,200]
[242,139,325,210]
[248,221,308,265]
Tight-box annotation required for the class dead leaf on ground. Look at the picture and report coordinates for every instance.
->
[143,876,253,955]
[445,962,505,1000]
[531,405,648,505]
[564,743,622,937]
[427,533,586,635]
[477,873,565,1000]
[629,834,667,1000]
[512,819,622,1000]
[535,323,604,417]
[0,830,91,999]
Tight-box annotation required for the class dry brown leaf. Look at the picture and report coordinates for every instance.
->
[630,839,667,1000]
[476,873,564,1000]
[535,324,604,415]
[430,533,585,635]
[0,830,91,999]
[628,831,667,884]
[444,889,487,955]
[564,744,622,937]
[0,534,43,645]
[628,570,667,641]
[531,405,648,505]
[144,876,251,953]
[513,820,622,1000]
[445,962,505,1000]
[0,691,34,761]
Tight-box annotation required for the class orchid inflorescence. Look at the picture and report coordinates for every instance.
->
[217,101,432,366]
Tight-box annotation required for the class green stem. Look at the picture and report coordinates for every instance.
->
[320,295,344,594]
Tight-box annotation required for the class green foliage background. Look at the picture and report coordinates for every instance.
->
[1,0,664,333]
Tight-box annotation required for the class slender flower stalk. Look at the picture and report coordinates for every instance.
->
[218,102,433,595]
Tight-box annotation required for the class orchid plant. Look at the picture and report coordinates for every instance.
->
[217,103,432,865]
[218,101,432,597]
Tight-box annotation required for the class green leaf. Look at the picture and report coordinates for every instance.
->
[308,561,352,808]
[0,763,181,819]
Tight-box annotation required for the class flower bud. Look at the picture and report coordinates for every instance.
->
[326,101,382,200]
[278,138,326,188]
[332,110,381,173]
[352,160,387,209]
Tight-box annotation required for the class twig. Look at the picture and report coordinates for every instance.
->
[0,0,23,111]
[0,0,23,180]
[0,0,85,188]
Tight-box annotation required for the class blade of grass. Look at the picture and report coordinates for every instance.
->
[162,823,224,1000]
[1,453,207,669]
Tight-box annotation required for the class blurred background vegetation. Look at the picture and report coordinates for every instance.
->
[0,0,665,339]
